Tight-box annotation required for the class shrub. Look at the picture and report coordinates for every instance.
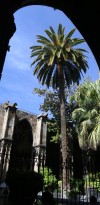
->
[40,167,60,191]
[6,169,43,203]
[69,178,85,195]
[84,172,100,192]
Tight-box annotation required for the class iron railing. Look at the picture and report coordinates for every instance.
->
[0,147,100,205]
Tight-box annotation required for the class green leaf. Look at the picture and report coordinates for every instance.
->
[65,28,76,39]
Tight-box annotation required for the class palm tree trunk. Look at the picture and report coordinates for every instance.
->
[58,72,69,192]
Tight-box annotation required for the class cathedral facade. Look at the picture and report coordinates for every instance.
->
[0,102,47,182]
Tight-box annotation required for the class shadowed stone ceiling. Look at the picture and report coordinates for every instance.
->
[0,0,99,78]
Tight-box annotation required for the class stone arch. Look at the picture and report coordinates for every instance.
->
[9,118,33,171]
[0,1,100,77]
[13,118,33,153]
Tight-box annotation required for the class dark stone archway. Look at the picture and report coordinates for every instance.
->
[9,118,33,171]
[0,1,99,78]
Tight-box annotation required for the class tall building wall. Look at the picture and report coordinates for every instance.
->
[16,109,38,146]
[0,104,47,147]
[0,102,47,180]
[0,105,5,140]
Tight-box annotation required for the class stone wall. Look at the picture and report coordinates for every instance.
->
[0,104,47,147]
[0,102,47,180]
[16,109,38,146]
[0,105,5,140]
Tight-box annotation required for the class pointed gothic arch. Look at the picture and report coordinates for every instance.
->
[9,118,33,171]
[0,1,100,78]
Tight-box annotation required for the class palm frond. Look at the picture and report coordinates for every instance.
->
[52,67,58,89]
[89,123,100,150]
[58,24,65,36]
[37,64,48,81]
[37,35,51,44]
[45,64,55,87]
[47,53,55,66]
[75,48,88,53]
[50,26,56,35]
[31,54,42,67]
[33,60,46,75]
[62,49,68,61]
[64,60,81,85]
[69,38,85,47]
[40,67,51,87]
[65,28,76,39]
[31,50,43,58]
[72,108,86,121]
[45,30,53,41]
[30,45,42,50]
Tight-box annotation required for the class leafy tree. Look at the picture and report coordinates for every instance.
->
[30,24,88,190]
[71,79,100,150]
[33,86,76,143]
[84,172,100,192]
[40,166,59,191]
[33,87,61,124]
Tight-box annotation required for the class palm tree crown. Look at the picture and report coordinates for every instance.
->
[30,24,88,89]
[72,79,100,150]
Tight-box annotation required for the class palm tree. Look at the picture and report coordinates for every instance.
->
[72,79,100,150]
[30,24,88,191]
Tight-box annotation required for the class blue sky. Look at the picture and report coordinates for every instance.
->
[0,6,99,115]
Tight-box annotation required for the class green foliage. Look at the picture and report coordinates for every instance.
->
[33,87,61,123]
[33,85,77,128]
[50,132,61,143]
[84,172,100,192]
[71,79,100,150]
[47,120,61,143]
[33,85,77,144]
[40,166,60,191]
[33,88,47,96]
[69,172,100,197]
[30,24,88,89]
[69,178,85,195]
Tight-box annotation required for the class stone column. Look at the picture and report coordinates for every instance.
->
[0,7,16,78]
[1,106,10,141]
[33,113,47,172]
[0,103,17,181]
